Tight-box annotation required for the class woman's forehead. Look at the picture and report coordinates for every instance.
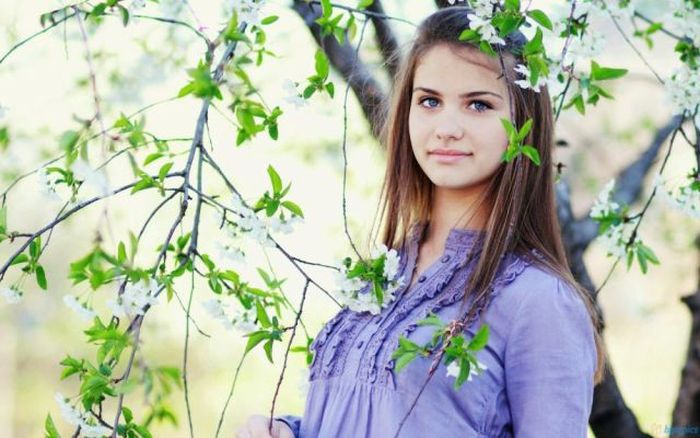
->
[414,44,506,90]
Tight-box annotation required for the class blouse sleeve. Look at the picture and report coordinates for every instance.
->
[274,414,301,437]
[504,277,597,438]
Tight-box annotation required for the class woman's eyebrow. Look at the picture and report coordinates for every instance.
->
[412,86,503,100]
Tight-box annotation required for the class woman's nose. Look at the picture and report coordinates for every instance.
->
[435,115,464,141]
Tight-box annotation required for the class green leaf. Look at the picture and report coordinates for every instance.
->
[36,265,48,290]
[455,357,472,388]
[10,253,29,266]
[281,200,304,218]
[394,351,417,373]
[417,313,444,327]
[29,238,40,260]
[44,413,62,438]
[314,49,330,79]
[117,4,129,26]
[590,61,628,81]
[527,9,552,30]
[118,242,127,264]
[320,0,332,18]
[468,324,490,351]
[255,300,271,328]
[244,330,270,354]
[357,0,374,8]
[267,165,282,194]
[517,118,533,141]
[158,162,173,183]
[521,145,541,166]
[325,82,335,98]
[144,152,163,166]
[261,15,278,25]
[59,130,80,155]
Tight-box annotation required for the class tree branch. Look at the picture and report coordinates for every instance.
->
[291,1,387,138]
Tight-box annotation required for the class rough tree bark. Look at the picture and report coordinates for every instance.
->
[672,235,700,427]
[291,1,691,436]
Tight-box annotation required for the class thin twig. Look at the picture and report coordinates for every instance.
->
[268,280,311,434]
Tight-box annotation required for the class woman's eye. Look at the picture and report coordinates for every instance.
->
[418,97,439,108]
[469,100,492,113]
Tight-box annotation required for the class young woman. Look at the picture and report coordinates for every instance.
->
[236,5,605,437]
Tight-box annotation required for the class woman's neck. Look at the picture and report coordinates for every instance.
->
[425,185,489,247]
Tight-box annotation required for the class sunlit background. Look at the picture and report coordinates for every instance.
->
[0,0,697,436]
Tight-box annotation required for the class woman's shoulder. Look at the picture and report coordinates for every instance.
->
[492,250,591,324]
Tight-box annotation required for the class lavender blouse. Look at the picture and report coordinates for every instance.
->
[276,222,597,437]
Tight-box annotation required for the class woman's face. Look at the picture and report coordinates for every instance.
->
[408,43,511,197]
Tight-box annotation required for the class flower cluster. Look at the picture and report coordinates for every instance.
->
[225,0,266,27]
[333,244,404,315]
[222,192,303,249]
[513,64,548,93]
[201,298,258,333]
[106,277,160,319]
[1,286,22,304]
[37,166,63,202]
[282,79,308,109]
[63,295,98,322]
[664,64,700,129]
[655,173,700,219]
[446,357,488,383]
[589,179,638,258]
[467,12,505,46]
[55,392,111,437]
[667,0,700,47]
[71,159,112,197]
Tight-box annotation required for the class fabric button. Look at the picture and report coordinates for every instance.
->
[440,254,451,263]
[418,275,426,283]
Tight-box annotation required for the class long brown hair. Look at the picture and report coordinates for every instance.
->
[372,6,605,384]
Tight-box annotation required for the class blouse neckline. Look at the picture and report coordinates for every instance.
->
[408,220,486,253]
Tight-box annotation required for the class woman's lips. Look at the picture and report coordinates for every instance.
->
[428,149,473,164]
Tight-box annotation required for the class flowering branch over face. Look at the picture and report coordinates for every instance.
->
[333,244,404,314]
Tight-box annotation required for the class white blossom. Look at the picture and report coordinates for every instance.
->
[467,0,501,17]
[215,240,247,264]
[333,245,405,315]
[107,278,159,318]
[654,173,700,218]
[63,295,97,322]
[513,64,547,93]
[202,298,235,330]
[667,0,700,47]
[467,13,506,46]
[54,393,110,437]
[37,166,63,202]
[282,79,308,109]
[71,159,112,197]
[589,179,619,219]
[225,0,266,27]
[227,193,300,247]
[445,358,488,382]
[55,393,83,427]
[0,103,7,119]
[202,298,258,333]
[665,65,700,120]
[596,217,639,258]
[232,306,258,333]
[80,420,111,438]
[1,286,22,304]
[564,31,605,66]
